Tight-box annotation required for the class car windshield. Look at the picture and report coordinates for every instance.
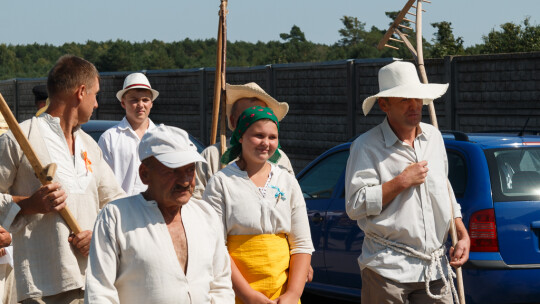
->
[487,147,540,202]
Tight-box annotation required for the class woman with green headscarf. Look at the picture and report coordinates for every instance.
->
[203,106,314,304]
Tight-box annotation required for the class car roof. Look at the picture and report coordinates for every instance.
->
[80,120,118,132]
[443,132,540,149]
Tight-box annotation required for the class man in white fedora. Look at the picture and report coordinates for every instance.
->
[193,82,294,199]
[345,61,470,303]
[98,72,159,195]
[86,125,234,304]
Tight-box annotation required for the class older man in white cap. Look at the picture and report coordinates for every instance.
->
[98,73,159,195]
[194,82,294,199]
[345,61,470,304]
[86,125,234,304]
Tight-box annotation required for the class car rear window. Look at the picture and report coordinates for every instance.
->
[486,147,540,202]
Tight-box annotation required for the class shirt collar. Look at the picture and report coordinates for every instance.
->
[381,117,430,148]
[117,117,155,131]
[40,113,82,134]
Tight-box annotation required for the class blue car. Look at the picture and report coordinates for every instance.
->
[298,131,540,303]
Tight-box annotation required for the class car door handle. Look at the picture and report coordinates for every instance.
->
[311,213,324,223]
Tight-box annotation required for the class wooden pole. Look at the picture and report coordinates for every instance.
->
[210,2,225,146]
[0,93,82,234]
[219,0,228,165]
[415,0,438,129]
[415,1,465,303]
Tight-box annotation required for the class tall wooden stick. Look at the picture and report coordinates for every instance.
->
[210,2,224,146]
[210,0,228,159]
[0,93,82,234]
[219,1,228,163]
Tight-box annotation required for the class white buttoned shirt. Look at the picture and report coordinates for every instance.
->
[85,194,234,304]
[345,118,462,283]
[98,117,156,195]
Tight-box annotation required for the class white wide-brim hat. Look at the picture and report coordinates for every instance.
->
[362,61,449,115]
[116,72,159,102]
[139,124,206,169]
[225,82,289,131]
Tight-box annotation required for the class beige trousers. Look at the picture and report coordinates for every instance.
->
[361,267,453,304]
[0,263,16,304]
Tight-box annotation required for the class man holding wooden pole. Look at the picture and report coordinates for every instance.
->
[0,55,124,303]
[345,61,470,304]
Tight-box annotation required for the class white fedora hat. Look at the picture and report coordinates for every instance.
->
[225,82,289,131]
[362,61,449,115]
[116,73,159,102]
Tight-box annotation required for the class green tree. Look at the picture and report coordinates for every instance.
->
[481,17,540,53]
[428,21,465,58]
[279,25,306,43]
[278,25,317,63]
[338,16,366,46]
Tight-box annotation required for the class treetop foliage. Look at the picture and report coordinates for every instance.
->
[0,16,538,80]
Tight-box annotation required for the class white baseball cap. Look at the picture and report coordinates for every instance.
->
[139,125,206,168]
[116,72,159,102]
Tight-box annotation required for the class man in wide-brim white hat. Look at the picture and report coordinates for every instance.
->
[345,61,470,303]
[193,82,294,199]
[98,72,160,196]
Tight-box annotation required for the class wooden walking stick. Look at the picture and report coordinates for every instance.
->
[378,1,466,303]
[0,93,82,234]
[210,0,229,166]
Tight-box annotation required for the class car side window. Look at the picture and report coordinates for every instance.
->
[447,150,467,198]
[298,150,350,199]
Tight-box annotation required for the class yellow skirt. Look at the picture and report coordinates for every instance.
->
[227,234,300,304]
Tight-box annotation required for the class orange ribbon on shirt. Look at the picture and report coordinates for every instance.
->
[81,151,92,173]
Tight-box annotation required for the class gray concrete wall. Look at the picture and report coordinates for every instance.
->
[1,51,539,172]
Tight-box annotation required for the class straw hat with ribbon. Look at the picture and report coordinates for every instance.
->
[225,82,289,131]
[362,61,448,116]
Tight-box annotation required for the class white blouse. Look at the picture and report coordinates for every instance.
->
[203,163,314,255]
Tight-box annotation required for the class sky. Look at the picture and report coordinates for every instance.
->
[1,0,539,48]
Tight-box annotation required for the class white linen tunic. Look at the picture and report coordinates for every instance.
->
[98,117,156,195]
[85,194,234,304]
[0,114,125,301]
[203,163,314,255]
[194,140,294,199]
[345,118,462,283]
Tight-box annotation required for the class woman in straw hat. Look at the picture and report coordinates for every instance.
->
[203,106,313,304]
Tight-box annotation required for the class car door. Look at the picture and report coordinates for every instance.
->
[297,146,350,284]
[324,171,363,290]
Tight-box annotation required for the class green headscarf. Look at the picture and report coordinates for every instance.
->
[220,106,282,164]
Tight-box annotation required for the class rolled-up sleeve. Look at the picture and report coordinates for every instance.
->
[345,140,383,221]
[0,134,26,232]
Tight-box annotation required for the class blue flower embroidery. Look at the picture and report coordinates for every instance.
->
[270,185,286,201]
